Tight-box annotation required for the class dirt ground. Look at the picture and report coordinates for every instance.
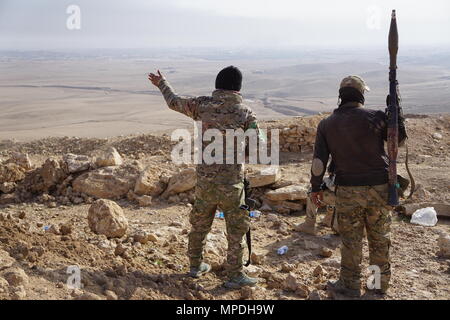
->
[0,114,449,300]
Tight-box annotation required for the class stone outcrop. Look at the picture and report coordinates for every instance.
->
[95,147,123,168]
[265,184,309,201]
[0,163,27,184]
[247,166,281,188]
[73,161,142,199]
[63,154,92,173]
[265,115,325,152]
[88,199,128,238]
[134,166,165,197]
[162,168,196,198]
[41,158,68,191]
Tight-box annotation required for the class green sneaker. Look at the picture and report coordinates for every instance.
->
[188,262,211,278]
[327,279,361,298]
[224,273,258,289]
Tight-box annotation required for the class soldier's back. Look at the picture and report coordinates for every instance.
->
[195,89,256,184]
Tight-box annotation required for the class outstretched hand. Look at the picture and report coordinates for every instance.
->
[148,70,165,87]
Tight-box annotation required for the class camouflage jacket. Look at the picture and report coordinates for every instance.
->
[157,79,260,184]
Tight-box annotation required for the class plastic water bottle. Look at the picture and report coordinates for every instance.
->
[249,211,261,218]
[215,211,224,219]
[277,246,288,255]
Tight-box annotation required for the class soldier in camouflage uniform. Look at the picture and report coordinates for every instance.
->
[310,76,407,297]
[148,66,260,288]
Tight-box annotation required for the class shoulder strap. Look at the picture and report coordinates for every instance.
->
[405,142,416,199]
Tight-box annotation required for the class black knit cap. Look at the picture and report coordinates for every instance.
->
[215,66,242,92]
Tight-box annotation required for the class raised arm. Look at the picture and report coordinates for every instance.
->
[148,70,199,119]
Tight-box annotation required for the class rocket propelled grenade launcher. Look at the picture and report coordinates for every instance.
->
[387,10,400,206]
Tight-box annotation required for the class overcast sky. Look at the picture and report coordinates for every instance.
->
[0,0,449,50]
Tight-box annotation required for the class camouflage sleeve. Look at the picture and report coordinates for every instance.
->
[310,120,330,192]
[157,79,199,119]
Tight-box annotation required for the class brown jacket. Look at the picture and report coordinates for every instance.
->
[310,102,407,192]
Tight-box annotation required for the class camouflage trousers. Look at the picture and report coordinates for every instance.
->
[188,178,250,277]
[335,184,392,291]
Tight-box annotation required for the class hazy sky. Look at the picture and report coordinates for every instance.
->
[0,0,449,50]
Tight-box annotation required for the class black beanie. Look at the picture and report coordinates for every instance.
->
[215,66,242,92]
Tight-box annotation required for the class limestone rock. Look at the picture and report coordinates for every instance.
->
[413,185,432,201]
[437,233,450,258]
[148,234,159,243]
[2,268,29,287]
[88,199,128,238]
[283,273,299,292]
[76,292,103,300]
[245,265,262,277]
[96,147,123,168]
[0,163,26,184]
[404,202,450,218]
[322,258,341,269]
[0,249,16,269]
[10,285,27,300]
[105,290,118,300]
[0,193,16,205]
[432,132,443,140]
[263,273,285,290]
[133,231,151,244]
[0,153,32,185]
[162,168,196,198]
[264,199,305,214]
[9,153,32,170]
[265,184,308,201]
[0,182,16,193]
[247,166,281,188]
[281,262,296,272]
[41,158,68,191]
[271,179,296,189]
[137,195,153,207]
[319,247,333,258]
[250,252,265,265]
[63,154,92,173]
[295,284,310,299]
[59,224,72,235]
[0,277,9,294]
[73,161,142,199]
[304,240,320,250]
[114,243,128,257]
[134,166,165,197]
[313,265,325,277]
